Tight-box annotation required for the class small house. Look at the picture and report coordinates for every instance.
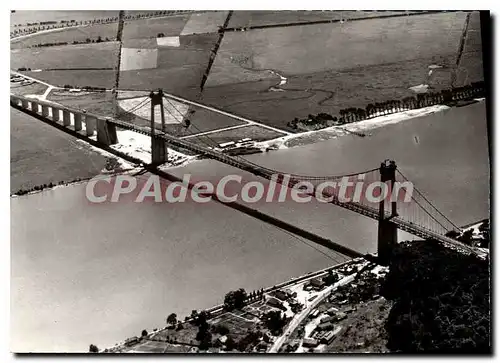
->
[273,290,289,301]
[309,309,320,318]
[302,338,319,348]
[267,297,285,310]
[331,311,347,322]
[317,322,334,331]
[320,315,334,324]
[218,335,228,345]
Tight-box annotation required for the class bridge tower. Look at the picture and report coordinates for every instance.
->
[377,159,398,265]
[150,89,168,166]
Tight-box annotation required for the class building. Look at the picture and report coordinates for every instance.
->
[267,297,285,310]
[218,335,228,345]
[309,309,320,318]
[317,322,334,331]
[320,315,334,324]
[263,331,274,343]
[326,307,339,315]
[302,338,319,348]
[330,311,347,322]
[320,331,337,345]
[272,290,289,301]
[310,278,326,290]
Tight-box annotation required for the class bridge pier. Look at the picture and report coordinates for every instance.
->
[149,90,168,166]
[21,99,30,110]
[85,115,97,136]
[151,135,167,165]
[41,104,50,117]
[74,113,83,131]
[30,101,40,114]
[96,118,118,145]
[52,107,61,122]
[63,110,71,127]
[377,160,398,265]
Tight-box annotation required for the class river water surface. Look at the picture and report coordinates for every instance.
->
[11,102,489,352]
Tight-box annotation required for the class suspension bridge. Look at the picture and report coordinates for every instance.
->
[10,90,484,263]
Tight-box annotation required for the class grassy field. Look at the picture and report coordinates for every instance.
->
[207,12,471,87]
[10,82,48,96]
[10,108,108,193]
[227,10,419,29]
[11,42,119,70]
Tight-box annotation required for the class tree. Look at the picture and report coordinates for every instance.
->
[225,336,236,351]
[194,310,210,327]
[141,329,148,337]
[167,313,177,327]
[214,324,230,335]
[262,310,286,335]
[96,35,102,43]
[381,240,490,353]
[89,344,99,353]
[323,269,339,285]
[224,288,247,311]
[198,331,212,350]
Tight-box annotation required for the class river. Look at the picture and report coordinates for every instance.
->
[10,102,489,352]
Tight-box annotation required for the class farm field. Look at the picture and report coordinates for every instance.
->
[11,42,119,70]
[11,14,191,49]
[198,11,483,129]
[207,12,471,87]
[227,10,419,29]
[16,32,220,99]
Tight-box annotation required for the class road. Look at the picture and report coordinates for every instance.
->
[268,272,358,353]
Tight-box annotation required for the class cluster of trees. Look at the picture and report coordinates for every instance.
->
[288,82,486,131]
[192,310,213,350]
[28,36,112,49]
[88,344,99,353]
[61,85,107,92]
[223,288,265,311]
[323,269,340,285]
[381,240,490,353]
[262,310,287,335]
[11,11,198,37]
[14,178,85,196]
